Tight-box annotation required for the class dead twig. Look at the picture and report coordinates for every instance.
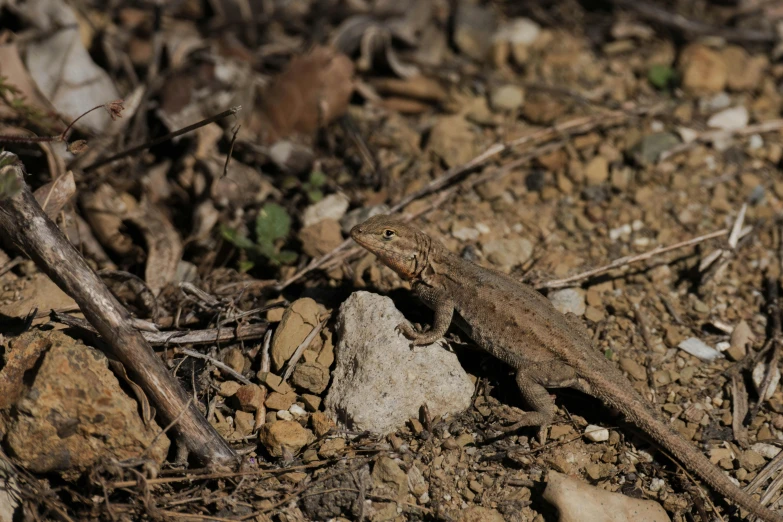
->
[750,276,783,420]
[539,229,730,289]
[660,120,783,162]
[0,100,125,148]
[51,311,269,346]
[142,397,195,459]
[611,0,778,43]
[281,317,329,382]
[0,157,236,466]
[175,348,253,386]
[83,106,241,173]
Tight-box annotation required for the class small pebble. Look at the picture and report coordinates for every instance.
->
[548,288,586,317]
[751,443,781,459]
[748,134,764,150]
[584,425,609,442]
[678,337,723,362]
[276,410,294,421]
[648,478,665,493]
[707,106,749,131]
[289,404,307,416]
[715,341,731,352]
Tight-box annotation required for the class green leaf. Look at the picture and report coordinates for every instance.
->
[308,170,326,188]
[604,348,614,360]
[274,250,298,265]
[220,225,255,250]
[648,64,676,90]
[306,188,323,203]
[255,203,291,244]
[255,240,277,259]
[238,259,255,272]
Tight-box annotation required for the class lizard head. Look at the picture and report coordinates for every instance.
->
[350,215,431,280]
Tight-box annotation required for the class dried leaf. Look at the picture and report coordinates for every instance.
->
[81,184,137,255]
[32,171,75,219]
[254,46,354,143]
[17,0,120,133]
[126,199,183,297]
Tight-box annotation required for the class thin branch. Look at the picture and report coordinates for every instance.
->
[142,397,194,459]
[611,0,777,43]
[281,317,329,382]
[0,159,236,466]
[660,119,783,162]
[176,348,253,386]
[538,229,730,289]
[83,106,242,173]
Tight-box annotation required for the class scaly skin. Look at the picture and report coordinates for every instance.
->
[351,214,782,522]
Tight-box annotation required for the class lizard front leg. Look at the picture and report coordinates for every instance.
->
[397,284,454,346]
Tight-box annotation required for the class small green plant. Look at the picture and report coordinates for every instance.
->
[647,64,677,90]
[302,170,326,202]
[221,202,297,270]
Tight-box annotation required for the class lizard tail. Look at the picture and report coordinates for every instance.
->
[613,395,783,522]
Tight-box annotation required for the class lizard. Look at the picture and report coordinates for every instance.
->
[351,214,783,522]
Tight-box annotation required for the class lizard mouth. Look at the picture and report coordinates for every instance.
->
[350,227,375,250]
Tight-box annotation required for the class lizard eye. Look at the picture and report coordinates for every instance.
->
[382,229,396,240]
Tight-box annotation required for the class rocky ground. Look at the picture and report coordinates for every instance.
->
[2,0,783,521]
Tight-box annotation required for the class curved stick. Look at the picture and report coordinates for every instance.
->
[0,158,236,466]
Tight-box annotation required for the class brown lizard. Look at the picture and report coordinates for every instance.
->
[351,214,782,522]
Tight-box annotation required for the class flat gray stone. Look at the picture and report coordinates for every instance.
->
[325,292,474,434]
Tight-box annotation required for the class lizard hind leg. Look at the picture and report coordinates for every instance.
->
[497,362,591,444]
[496,369,557,444]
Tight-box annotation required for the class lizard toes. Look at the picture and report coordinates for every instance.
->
[395,322,416,339]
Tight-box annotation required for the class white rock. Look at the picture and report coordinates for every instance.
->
[648,478,665,493]
[751,443,781,459]
[490,84,525,111]
[677,127,699,143]
[715,341,731,352]
[700,92,731,112]
[267,140,314,173]
[452,226,480,241]
[748,134,764,150]
[707,106,749,131]
[276,410,294,421]
[481,237,533,270]
[494,18,540,45]
[302,193,350,227]
[289,404,307,417]
[543,471,671,522]
[584,425,609,442]
[752,361,780,401]
[548,288,586,317]
[325,292,474,435]
[609,223,632,241]
[677,337,723,362]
